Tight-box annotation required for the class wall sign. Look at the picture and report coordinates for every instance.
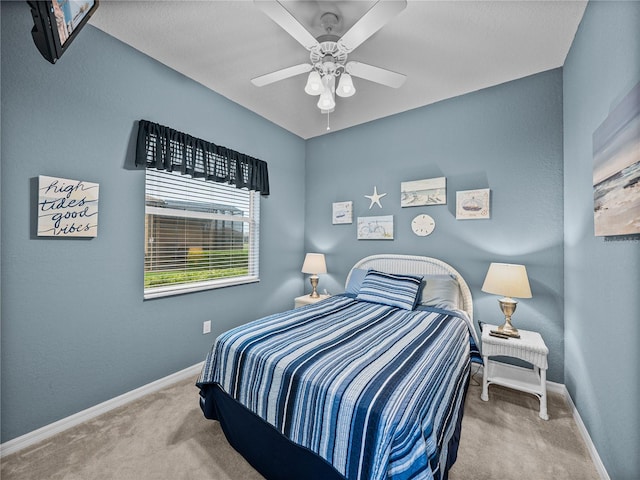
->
[37,175,99,237]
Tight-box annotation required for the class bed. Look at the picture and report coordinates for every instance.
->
[197,254,481,480]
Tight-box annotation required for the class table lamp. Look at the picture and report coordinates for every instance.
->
[481,262,532,338]
[301,253,327,298]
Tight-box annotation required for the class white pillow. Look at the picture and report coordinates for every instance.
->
[345,268,368,295]
[419,274,461,310]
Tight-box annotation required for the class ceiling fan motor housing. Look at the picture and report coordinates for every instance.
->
[320,12,340,34]
[310,40,347,78]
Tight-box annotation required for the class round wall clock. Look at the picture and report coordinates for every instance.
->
[411,214,436,236]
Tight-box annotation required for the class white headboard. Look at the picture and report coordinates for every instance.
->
[346,254,473,321]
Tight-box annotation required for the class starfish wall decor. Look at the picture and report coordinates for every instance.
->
[365,186,387,209]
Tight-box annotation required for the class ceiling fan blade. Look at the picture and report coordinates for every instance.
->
[346,61,406,88]
[254,0,319,51]
[337,0,407,53]
[251,63,313,87]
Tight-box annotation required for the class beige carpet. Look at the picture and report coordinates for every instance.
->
[2,370,601,480]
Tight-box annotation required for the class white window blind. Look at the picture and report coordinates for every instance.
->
[144,169,259,299]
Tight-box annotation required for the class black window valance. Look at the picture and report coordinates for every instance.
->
[136,119,269,196]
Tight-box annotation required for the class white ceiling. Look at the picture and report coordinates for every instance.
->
[90,0,587,139]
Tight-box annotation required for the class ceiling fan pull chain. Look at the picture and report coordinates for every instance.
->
[326,110,331,131]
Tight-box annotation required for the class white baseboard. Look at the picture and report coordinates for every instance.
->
[561,384,611,480]
[1,362,611,480]
[0,362,204,458]
[526,380,609,479]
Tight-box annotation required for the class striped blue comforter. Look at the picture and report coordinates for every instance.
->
[198,295,479,480]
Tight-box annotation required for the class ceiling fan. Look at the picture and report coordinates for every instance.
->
[251,0,407,117]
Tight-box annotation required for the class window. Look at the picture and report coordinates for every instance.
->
[135,119,268,299]
[144,169,259,299]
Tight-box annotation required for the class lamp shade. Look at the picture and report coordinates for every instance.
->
[304,71,323,95]
[301,253,327,274]
[336,73,356,97]
[481,263,532,298]
[317,89,335,111]
[317,75,336,111]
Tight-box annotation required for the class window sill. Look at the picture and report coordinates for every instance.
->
[144,276,259,300]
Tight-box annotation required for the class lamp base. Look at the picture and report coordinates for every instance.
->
[308,275,320,298]
[491,325,520,339]
[495,298,521,338]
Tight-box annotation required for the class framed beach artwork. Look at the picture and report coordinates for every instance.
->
[357,215,394,240]
[593,81,640,236]
[332,201,353,224]
[401,177,446,207]
[456,188,490,219]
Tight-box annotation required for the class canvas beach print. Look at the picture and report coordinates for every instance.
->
[456,188,490,219]
[593,81,640,236]
[332,201,353,224]
[401,177,446,207]
[357,215,393,240]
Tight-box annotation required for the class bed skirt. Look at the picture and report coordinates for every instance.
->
[198,381,468,480]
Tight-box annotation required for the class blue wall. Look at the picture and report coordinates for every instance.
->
[305,69,565,382]
[563,1,640,478]
[3,4,638,477]
[0,2,306,442]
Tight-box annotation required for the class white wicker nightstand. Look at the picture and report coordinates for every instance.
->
[294,294,330,309]
[481,324,549,420]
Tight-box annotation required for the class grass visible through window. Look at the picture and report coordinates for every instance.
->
[144,249,249,288]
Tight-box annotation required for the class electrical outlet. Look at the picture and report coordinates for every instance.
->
[203,320,211,334]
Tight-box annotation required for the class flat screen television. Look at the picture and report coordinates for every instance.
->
[28,0,99,64]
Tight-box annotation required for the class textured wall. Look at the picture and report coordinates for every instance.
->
[563,1,640,477]
[0,2,306,442]
[305,69,565,382]
[7,9,638,477]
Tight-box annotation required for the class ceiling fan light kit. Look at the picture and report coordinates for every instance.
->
[253,0,407,118]
[304,70,323,95]
[336,73,355,98]
[317,75,336,111]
